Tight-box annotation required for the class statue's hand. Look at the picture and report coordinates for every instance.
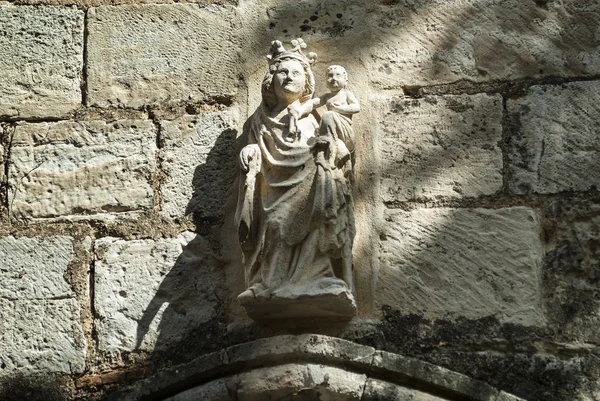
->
[240,145,259,172]
[287,103,301,119]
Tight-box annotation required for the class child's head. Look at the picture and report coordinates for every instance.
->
[326,65,348,92]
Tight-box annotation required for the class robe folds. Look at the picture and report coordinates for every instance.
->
[236,104,355,299]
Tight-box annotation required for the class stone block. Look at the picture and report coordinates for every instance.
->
[378,93,503,202]
[0,299,86,377]
[159,109,239,220]
[226,334,375,368]
[366,0,600,87]
[0,236,75,300]
[87,5,238,109]
[543,202,600,344]
[9,120,156,219]
[362,378,446,401]
[0,6,83,119]
[378,207,545,325]
[233,364,366,401]
[162,379,230,401]
[506,81,600,194]
[0,236,86,377]
[372,351,502,401]
[94,232,222,353]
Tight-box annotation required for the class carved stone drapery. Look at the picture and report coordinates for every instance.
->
[235,39,359,319]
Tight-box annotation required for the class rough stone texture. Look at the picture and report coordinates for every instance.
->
[0,236,75,300]
[379,207,545,325]
[86,4,238,109]
[362,378,447,401]
[8,120,156,219]
[0,236,86,377]
[426,349,598,401]
[0,142,4,186]
[104,334,528,401]
[543,199,600,345]
[226,334,375,367]
[0,6,83,119]
[11,0,234,6]
[367,0,600,88]
[159,109,239,220]
[506,81,600,194]
[372,351,509,401]
[233,364,367,401]
[94,232,222,353]
[237,0,371,114]
[378,93,503,202]
[163,379,229,401]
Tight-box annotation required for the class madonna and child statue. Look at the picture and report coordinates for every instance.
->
[235,39,360,320]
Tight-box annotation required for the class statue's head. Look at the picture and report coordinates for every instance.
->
[262,39,316,109]
[326,65,348,92]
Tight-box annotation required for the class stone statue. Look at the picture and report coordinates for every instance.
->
[235,39,358,319]
[294,64,360,175]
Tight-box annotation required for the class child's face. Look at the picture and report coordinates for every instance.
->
[326,67,348,91]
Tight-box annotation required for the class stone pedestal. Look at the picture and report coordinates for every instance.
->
[239,289,356,320]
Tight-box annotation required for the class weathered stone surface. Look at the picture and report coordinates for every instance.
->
[362,378,447,401]
[233,364,366,401]
[0,236,86,377]
[94,232,221,353]
[0,6,83,119]
[0,236,75,300]
[163,379,230,401]
[506,81,600,194]
[9,120,156,219]
[543,201,600,345]
[105,334,529,401]
[367,0,600,87]
[237,0,371,113]
[372,351,505,401]
[379,207,545,325]
[0,298,86,377]
[159,109,239,220]
[378,93,503,202]
[0,143,4,185]
[226,334,375,367]
[87,4,238,109]
[11,0,234,6]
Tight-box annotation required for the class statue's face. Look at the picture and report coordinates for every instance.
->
[273,60,306,100]
[326,67,347,91]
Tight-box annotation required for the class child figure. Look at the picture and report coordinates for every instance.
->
[289,65,360,169]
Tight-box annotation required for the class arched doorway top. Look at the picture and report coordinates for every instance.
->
[105,334,524,401]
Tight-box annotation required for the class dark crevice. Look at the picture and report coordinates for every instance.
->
[89,254,100,354]
[500,94,512,194]
[152,119,164,212]
[0,115,74,124]
[409,74,600,98]
[382,190,600,211]
[0,123,16,211]
[81,9,90,108]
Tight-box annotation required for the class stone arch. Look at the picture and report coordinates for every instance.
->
[105,335,523,401]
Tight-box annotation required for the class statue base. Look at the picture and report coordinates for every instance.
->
[239,287,357,320]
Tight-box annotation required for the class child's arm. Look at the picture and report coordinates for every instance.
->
[288,96,326,121]
[328,90,360,115]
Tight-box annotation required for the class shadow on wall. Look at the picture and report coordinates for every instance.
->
[185,128,239,233]
[126,1,597,400]
[132,128,240,363]
[0,374,67,401]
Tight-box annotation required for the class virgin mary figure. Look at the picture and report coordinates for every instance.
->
[235,40,356,318]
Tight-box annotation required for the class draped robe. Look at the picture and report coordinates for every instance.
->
[236,103,355,300]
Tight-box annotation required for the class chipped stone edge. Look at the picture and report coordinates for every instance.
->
[102,334,524,401]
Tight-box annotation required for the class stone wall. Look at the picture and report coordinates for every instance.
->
[0,1,599,400]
